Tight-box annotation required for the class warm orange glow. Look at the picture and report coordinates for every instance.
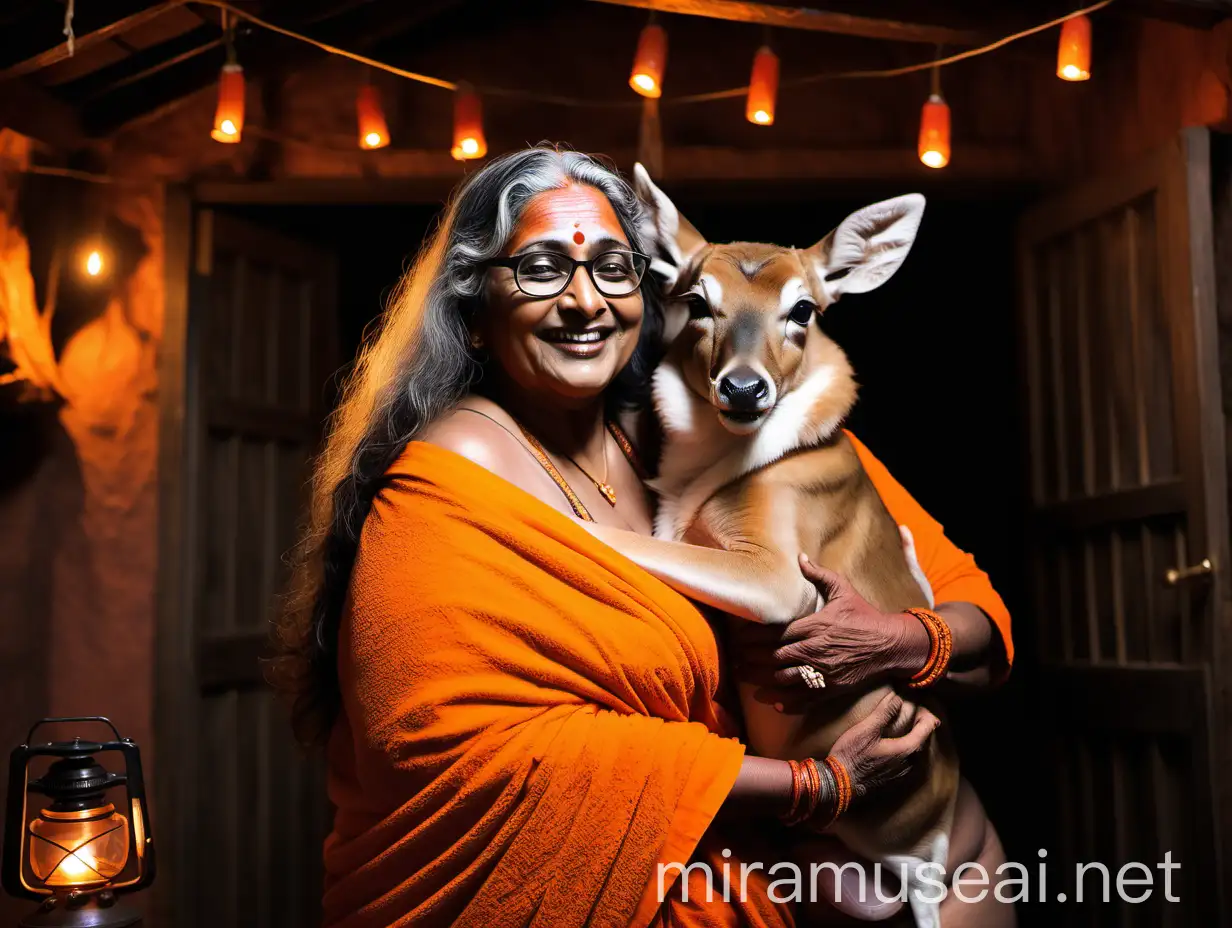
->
[85,250,104,277]
[629,23,667,98]
[357,84,390,150]
[918,94,950,169]
[745,45,779,126]
[1057,14,1091,81]
[451,86,486,160]
[211,63,245,143]
[131,799,146,861]
[29,804,129,888]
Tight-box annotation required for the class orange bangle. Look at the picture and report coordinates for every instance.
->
[784,758,826,827]
[904,607,952,689]
[781,759,803,824]
[803,759,822,820]
[782,759,811,826]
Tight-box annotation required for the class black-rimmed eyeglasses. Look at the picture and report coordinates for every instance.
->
[486,250,650,299]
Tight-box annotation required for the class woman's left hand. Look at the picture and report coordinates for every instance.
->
[732,555,927,698]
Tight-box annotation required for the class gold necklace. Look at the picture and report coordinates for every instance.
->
[562,435,616,506]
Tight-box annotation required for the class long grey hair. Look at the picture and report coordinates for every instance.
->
[272,146,663,745]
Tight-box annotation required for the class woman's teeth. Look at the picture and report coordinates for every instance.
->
[542,329,609,343]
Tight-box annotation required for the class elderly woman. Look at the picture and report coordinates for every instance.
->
[275,146,1015,927]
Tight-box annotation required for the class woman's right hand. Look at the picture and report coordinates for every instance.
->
[826,690,939,802]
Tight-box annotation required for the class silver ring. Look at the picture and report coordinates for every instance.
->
[798,665,826,689]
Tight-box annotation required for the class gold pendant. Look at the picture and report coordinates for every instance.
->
[598,483,617,506]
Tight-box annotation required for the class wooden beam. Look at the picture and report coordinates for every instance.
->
[91,0,462,137]
[0,0,189,82]
[194,144,1043,204]
[0,77,85,150]
[586,0,986,45]
[57,24,222,103]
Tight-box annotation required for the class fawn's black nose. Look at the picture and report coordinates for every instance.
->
[717,367,770,411]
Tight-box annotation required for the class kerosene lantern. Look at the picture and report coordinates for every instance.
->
[3,718,155,927]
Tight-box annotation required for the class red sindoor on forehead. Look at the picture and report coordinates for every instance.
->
[573,230,586,244]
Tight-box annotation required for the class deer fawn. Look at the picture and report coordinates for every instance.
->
[583,166,959,928]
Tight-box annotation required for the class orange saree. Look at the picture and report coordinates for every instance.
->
[322,441,792,928]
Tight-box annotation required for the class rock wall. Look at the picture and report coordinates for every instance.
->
[0,155,163,925]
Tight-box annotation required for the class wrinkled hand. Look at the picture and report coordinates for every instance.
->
[827,689,939,801]
[740,555,919,695]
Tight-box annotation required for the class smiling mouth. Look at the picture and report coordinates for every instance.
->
[539,327,614,344]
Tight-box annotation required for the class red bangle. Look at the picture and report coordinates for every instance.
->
[803,758,822,820]
[781,759,803,824]
[783,758,824,827]
[904,608,953,688]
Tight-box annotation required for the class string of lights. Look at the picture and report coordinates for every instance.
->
[34,0,1110,168]
[188,0,1110,168]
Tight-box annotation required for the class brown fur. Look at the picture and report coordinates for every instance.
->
[586,174,956,919]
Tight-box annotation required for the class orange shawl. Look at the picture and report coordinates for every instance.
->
[323,442,790,928]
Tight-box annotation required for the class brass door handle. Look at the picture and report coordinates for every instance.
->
[1165,558,1212,586]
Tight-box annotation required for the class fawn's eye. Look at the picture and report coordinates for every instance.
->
[788,300,817,326]
[683,293,711,320]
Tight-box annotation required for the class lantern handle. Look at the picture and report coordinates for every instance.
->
[24,716,123,745]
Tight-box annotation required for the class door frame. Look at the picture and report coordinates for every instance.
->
[154,189,341,924]
[152,184,199,925]
[1017,127,1231,919]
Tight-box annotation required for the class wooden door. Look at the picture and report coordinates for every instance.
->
[1018,128,1229,926]
[156,200,337,928]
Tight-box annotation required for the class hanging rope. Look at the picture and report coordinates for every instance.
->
[63,0,76,57]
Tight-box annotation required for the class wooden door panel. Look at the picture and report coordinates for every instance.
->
[160,207,337,927]
[193,689,329,928]
[1018,129,1227,925]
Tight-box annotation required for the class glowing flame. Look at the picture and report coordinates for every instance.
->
[85,250,103,277]
[364,131,383,148]
[629,23,667,99]
[1056,15,1092,82]
[55,850,100,881]
[917,94,951,170]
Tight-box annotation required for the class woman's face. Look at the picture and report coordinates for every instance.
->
[478,184,644,406]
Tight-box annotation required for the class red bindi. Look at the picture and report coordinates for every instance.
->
[573,230,586,244]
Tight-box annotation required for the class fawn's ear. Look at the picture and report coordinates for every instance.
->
[809,194,925,299]
[632,162,707,291]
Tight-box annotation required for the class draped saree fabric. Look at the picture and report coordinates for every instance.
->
[322,442,789,927]
[321,435,1012,927]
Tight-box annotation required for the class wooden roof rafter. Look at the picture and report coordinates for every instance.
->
[85,0,465,137]
[0,0,193,82]
[585,0,989,45]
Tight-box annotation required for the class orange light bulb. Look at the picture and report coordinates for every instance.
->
[745,46,779,126]
[357,84,390,150]
[629,23,667,98]
[918,94,950,169]
[1057,15,1092,81]
[451,86,486,161]
[210,63,245,143]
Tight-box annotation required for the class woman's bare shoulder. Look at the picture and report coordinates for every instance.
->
[419,398,567,510]
[420,398,516,470]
